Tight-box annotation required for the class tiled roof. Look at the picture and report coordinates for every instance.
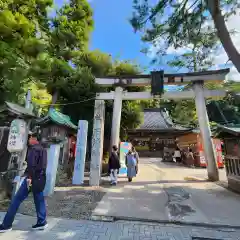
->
[37,108,77,130]
[137,109,191,131]
[214,124,240,136]
[138,109,169,130]
[1,101,36,118]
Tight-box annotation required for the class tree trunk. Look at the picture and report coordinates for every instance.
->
[206,0,240,73]
[49,90,58,110]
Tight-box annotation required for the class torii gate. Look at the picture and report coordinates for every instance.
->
[89,68,230,186]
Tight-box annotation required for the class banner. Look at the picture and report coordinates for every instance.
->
[119,142,131,175]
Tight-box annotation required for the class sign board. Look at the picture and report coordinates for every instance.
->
[119,142,132,175]
[7,119,27,152]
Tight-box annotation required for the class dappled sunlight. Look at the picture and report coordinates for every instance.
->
[123,185,144,190]
[148,190,163,194]
[106,188,123,193]
[108,197,125,200]
[146,183,163,188]
[56,232,77,239]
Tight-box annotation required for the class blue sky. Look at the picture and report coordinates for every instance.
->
[54,0,159,73]
[89,0,178,74]
[54,0,240,81]
[89,0,151,70]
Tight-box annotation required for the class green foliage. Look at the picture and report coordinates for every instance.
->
[0,0,151,146]
[0,0,53,104]
[74,50,112,77]
[170,99,197,127]
[121,101,143,139]
[130,0,240,72]
[109,60,141,76]
[50,0,93,58]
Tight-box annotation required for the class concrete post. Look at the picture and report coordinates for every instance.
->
[25,89,32,109]
[44,144,61,196]
[72,120,88,185]
[193,81,219,181]
[110,87,123,148]
[89,100,105,186]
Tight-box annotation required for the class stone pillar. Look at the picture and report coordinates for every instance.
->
[89,100,105,186]
[44,144,61,196]
[110,86,123,148]
[193,81,219,181]
[72,120,88,185]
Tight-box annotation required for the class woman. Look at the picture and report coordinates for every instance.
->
[67,149,75,179]
[125,149,137,182]
[174,147,182,163]
[132,147,139,174]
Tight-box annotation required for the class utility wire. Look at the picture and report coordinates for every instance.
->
[34,96,96,106]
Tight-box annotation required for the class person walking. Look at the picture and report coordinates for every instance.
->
[108,145,121,185]
[131,147,139,175]
[67,149,75,180]
[0,132,48,233]
[188,148,195,167]
[173,147,182,163]
[125,149,137,182]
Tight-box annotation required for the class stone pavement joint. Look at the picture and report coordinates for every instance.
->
[92,215,240,230]
[0,212,240,240]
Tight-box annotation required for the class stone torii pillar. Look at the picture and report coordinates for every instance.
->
[89,100,105,186]
[193,81,219,181]
[110,86,123,148]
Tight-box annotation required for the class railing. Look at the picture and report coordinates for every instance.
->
[225,156,240,177]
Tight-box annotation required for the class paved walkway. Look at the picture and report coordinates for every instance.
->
[93,158,240,227]
[0,212,240,239]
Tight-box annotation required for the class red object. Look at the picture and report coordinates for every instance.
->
[197,137,224,168]
[68,136,77,157]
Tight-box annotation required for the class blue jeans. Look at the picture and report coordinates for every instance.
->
[2,178,46,228]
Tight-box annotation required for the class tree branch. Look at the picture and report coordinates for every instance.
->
[140,0,169,26]
[206,0,240,73]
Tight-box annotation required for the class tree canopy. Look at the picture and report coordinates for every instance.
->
[130,0,240,73]
[0,0,151,142]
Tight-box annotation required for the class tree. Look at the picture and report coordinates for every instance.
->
[30,0,94,104]
[167,29,218,72]
[130,0,240,73]
[160,26,218,127]
[74,50,112,77]
[0,0,150,145]
[0,0,53,103]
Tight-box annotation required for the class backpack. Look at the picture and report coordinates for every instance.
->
[27,145,47,171]
[127,154,136,167]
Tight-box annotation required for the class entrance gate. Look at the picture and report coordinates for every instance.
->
[89,69,230,186]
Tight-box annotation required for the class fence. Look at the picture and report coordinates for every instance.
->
[225,156,240,193]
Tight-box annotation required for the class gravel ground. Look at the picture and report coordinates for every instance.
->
[0,168,107,221]
[21,186,105,220]
[0,186,106,220]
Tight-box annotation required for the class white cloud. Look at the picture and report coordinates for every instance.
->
[148,9,240,81]
[213,11,240,81]
[166,45,193,55]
